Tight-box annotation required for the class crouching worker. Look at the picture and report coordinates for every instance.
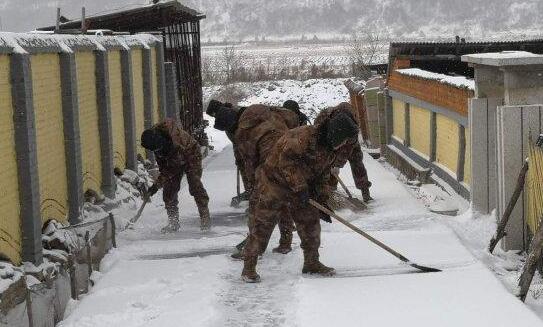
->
[314,102,372,202]
[206,100,251,205]
[141,119,211,232]
[241,112,360,282]
[233,103,306,256]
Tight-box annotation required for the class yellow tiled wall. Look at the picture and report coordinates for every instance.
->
[435,114,459,175]
[76,52,102,194]
[0,56,22,264]
[151,47,161,125]
[109,51,126,170]
[392,98,405,141]
[409,105,431,157]
[32,54,69,224]
[464,127,471,185]
[132,49,146,158]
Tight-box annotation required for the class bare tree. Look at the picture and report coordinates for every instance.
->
[346,24,388,80]
[222,44,246,84]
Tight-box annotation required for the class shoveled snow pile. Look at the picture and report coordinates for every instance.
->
[396,68,475,90]
[0,262,23,294]
[203,78,352,152]
[203,78,353,151]
[239,79,350,121]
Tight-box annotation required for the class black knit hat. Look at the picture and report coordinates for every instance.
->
[326,112,358,149]
[141,129,167,152]
[283,100,310,125]
[214,106,239,132]
[283,100,301,113]
[207,99,225,117]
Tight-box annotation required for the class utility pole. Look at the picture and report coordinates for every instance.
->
[81,7,87,34]
[55,8,61,32]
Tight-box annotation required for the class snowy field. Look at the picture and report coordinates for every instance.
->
[202,42,354,69]
[58,79,543,326]
[202,42,389,81]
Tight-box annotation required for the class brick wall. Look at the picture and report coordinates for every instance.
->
[132,49,146,159]
[109,50,127,171]
[388,71,473,117]
[0,55,22,264]
[76,51,103,195]
[32,54,69,224]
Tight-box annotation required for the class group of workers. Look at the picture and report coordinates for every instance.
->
[139,99,372,283]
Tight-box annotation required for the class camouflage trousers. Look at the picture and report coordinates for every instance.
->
[163,168,210,220]
[247,192,295,252]
[244,172,321,260]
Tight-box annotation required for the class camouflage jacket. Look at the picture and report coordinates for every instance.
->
[152,119,202,187]
[262,125,338,202]
[233,104,300,192]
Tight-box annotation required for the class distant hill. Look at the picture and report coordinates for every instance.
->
[2,0,543,42]
[185,0,543,42]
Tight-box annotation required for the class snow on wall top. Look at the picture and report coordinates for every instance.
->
[461,51,543,67]
[395,68,475,91]
[0,32,161,54]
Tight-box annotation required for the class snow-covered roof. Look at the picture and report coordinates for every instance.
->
[0,32,161,54]
[395,68,475,91]
[461,51,543,66]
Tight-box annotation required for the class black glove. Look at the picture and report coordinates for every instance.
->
[146,184,159,199]
[319,203,332,223]
[297,190,310,208]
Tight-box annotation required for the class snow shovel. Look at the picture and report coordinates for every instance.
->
[309,199,441,273]
[124,196,150,229]
[332,172,366,210]
[230,168,243,207]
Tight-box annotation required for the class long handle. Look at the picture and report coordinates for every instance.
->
[333,172,354,198]
[125,197,149,229]
[310,199,408,262]
[310,199,440,273]
[236,168,241,197]
[132,198,148,223]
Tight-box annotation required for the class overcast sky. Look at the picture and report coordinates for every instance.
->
[1,0,542,41]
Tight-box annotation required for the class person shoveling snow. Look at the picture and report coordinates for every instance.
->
[241,112,360,282]
[140,119,211,232]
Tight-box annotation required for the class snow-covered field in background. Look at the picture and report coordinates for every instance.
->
[57,78,543,326]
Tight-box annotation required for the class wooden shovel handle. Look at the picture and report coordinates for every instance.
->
[309,199,410,263]
[333,172,354,198]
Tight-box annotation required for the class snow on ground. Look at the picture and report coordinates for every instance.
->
[58,79,543,326]
[57,144,543,327]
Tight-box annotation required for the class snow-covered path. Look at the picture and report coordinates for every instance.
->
[58,146,543,327]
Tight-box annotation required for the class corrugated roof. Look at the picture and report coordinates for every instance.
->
[38,0,205,32]
[390,37,543,47]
